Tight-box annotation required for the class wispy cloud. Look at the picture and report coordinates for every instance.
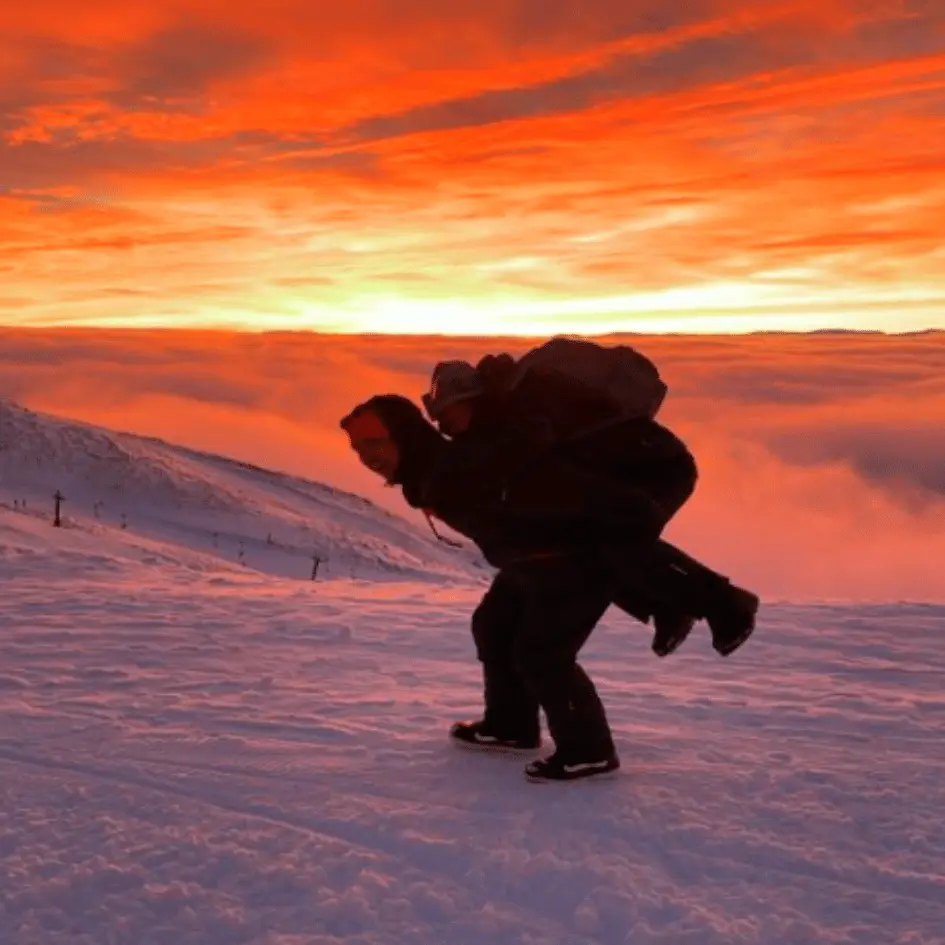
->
[0,2,943,333]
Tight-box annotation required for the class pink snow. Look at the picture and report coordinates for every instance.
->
[1,404,943,945]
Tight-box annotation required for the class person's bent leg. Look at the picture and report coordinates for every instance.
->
[602,541,760,657]
[455,570,541,748]
[509,557,617,769]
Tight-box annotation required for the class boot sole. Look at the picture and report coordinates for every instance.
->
[713,591,760,656]
[652,630,693,657]
[450,736,541,755]
[714,622,755,657]
[525,768,621,784]
[651,619,697,658]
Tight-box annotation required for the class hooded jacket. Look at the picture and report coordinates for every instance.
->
[354,395,605,567]
[345,395,736,626]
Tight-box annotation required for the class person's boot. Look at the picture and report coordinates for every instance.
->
[707,586,759,656]
[651,608,696,657]
[600,542,757,657]
[524,750,620,783]
[449,720,542,753]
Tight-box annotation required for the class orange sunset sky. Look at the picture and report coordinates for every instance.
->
[2,2,945,602]
[2,0,945,334]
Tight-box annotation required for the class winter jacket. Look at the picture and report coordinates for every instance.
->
[359,394,691,568]
[346,395,730,626]
[358,395,608,567]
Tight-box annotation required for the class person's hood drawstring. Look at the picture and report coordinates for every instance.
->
[423,510,463,548]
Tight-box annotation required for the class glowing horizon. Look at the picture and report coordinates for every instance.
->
[2,1,945,335]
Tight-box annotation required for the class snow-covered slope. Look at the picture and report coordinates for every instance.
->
[1,500,943,945]
[0,401,486,583]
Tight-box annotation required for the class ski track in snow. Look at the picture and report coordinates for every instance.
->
[1,403,944,944]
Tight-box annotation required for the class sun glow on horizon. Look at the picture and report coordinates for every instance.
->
[15,283,945,337]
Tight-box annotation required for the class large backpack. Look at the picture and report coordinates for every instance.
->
[511,336,667,421]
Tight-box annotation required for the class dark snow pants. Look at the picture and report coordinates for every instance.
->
[471,555,616,762]
[583,446,745,624]
[562,445,719,625]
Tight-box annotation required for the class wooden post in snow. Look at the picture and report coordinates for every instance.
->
[53,490,64,527]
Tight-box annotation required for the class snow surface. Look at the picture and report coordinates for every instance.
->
[0,401,485,583]
[2,404,944,945]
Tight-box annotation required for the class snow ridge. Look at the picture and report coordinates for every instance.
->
[0,400,485,583]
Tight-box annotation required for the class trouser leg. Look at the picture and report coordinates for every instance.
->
[602,540,738,620]
[509,557,616,761]
[470,571,540,739]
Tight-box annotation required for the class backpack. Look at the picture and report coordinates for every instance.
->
[511,336,667,421]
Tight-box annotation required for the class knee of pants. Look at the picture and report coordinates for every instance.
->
[659,454,698,523]
[512,637,570,690]
[471,570,526,655]
[471,601,515,664]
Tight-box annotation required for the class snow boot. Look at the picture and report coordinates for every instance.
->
[449,720,541,753]
[524,751,620,783]
[708,586,759,656]
[651,609,696,657]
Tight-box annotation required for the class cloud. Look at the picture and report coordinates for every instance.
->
[279,150,381,175]
[0,129,377,194]
[769,424,945,498]
[674,357,935,405]
[1,2,944,336]
[343,27,797,144]
[0,24,277,120]
[106,23,278,111]
[1,327,943,602]
[0,135,206,190]
[22,226,257,254]
[273,276,337,287]
[470,0,718,50]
